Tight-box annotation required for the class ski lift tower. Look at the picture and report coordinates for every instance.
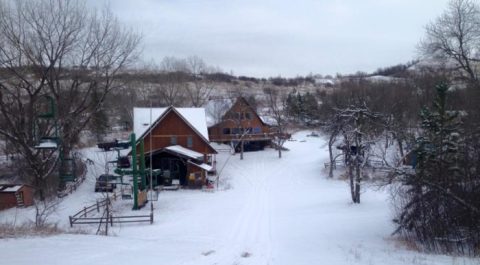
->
[33,95,76,186]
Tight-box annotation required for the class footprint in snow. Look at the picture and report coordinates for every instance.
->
[202,250,215,256]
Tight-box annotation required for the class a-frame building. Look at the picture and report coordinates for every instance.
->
[134,106,217,188]
[207,97,272,151]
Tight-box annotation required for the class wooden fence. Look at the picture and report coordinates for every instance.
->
[324,158,391,172]
[69,193,153,227]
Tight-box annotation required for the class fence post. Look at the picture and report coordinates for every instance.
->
[69,216,73,227]
[150,212,153,224]
[110,214,113,227]
[96,201,100,212]
[83,206,87,217]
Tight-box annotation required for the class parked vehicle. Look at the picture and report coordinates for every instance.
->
[94,174,118,192]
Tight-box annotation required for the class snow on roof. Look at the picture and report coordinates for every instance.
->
[165,145,204,160]
[314,78,335,85]
[260,115,278,126]
[188,161,214,172]
[365,75,404,82]
[34,139,58,149]
[0,185,22,192]
[134,107,210,140]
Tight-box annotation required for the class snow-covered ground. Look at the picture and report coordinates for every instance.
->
[0,132,476,265]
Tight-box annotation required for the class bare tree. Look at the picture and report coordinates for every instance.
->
[333,104,384,203]
[185,56,215,107]
[155,57,190,106]
[263,87,289,158]
[421,0,480,84]
[34,198,61,228]
[0,0,140,199]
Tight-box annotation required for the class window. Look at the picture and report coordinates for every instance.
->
[222,128,231,134]
[195,172,202,180]
[245,112,252,120]
[253,127,261,133]
[170,136,177,145]
[187,136,193,148]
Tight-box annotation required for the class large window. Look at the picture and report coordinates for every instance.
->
[222,128,231,134]
[170,136,177,145]
[187,136,193,148]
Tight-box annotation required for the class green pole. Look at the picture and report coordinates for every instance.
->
[140,139,146,190]
[131,133,138,210]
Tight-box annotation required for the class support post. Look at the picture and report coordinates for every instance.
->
[131,133,139,210]
[140,139,146,190]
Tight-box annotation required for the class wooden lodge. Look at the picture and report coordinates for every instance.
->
[207,97,272,151]
[134,106,217,188]
[0,184,35,210]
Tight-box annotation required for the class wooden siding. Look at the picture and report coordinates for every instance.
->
[0,193,17,210]
[0,186,35,210]
[209,97,270,142]
[139,110,216,159]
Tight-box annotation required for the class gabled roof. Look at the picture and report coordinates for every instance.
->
[134,107,210,141]
[134,106,216,154]
[205,97,268,127]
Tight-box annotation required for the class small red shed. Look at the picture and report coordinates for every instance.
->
[0,184,35,210]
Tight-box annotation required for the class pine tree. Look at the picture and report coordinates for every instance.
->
[395,83,479,254]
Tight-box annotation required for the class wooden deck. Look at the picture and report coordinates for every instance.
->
[210,133,273,142]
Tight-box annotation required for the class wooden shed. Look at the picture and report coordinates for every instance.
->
[0,184,35,210]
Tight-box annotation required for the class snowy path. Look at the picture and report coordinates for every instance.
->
[0,132,477,265]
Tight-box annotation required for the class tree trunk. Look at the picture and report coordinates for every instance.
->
[354,162,361,203]
[397,138,404,158]
[240,140,244,160]
[349,164,355,202]
[328,135,335,178]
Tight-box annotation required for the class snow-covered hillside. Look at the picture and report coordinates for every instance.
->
[0,132,476,265]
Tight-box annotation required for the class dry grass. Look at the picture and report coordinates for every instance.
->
[0,222,62,238]
[387,236,422,252]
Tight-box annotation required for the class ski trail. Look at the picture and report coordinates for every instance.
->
[177,150,292,265]
[198,151,277,265]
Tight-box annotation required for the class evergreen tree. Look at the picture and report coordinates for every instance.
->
[395,83,479,254]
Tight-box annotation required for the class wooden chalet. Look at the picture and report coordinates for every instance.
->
[0,184,35,210]
[207,97,272,151]
[134,106,217,188]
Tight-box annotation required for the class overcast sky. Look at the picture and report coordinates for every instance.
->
[89,0,451,78]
